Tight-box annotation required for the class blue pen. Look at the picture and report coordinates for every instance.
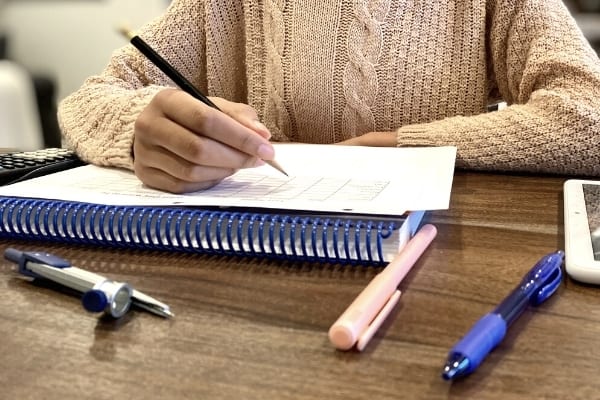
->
[441,250,564,380]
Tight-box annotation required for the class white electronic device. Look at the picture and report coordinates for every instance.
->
[563,179,600,284]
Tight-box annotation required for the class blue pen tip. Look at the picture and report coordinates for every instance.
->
[441,354,470,381]
[442,366,460,381]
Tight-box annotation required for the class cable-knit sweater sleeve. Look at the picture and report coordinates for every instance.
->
[397,0,600,176]
[58,0,206,169]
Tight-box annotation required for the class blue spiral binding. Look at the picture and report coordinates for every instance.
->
[0,197,402,265]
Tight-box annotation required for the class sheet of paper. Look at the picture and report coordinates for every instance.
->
[0,144,456,216]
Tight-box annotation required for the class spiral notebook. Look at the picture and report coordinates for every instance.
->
[0,144,456,264]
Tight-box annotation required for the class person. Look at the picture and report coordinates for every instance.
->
[58,0,600,193]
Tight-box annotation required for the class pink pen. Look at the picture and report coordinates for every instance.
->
[328,224,438,351]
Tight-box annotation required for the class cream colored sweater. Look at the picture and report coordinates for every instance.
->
[59,0,600,176]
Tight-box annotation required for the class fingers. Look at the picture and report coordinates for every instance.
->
[135,164,227,194]
[136,112,261,170]
[211,97,272,140]
[134,133,256,193]
[158,90,275,161]
[132,89,272,193]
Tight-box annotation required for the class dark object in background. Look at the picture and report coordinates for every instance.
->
[32,76,61,148]
[0,34,6,59]
[0,33,62,148]
[574,0,600,13]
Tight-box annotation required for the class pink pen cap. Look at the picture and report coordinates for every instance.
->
[328,224,438,351]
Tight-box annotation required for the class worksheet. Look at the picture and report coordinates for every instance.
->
[0,144,456,216]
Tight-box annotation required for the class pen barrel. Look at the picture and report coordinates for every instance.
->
[449,313,506,373]
[27,262,108,293]
[493,286,531,327]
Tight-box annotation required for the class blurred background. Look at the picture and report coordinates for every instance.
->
[0,0,168,150]
[565,0,600,53]
[0,0,598,151]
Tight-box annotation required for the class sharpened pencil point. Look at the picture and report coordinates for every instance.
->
[266,159,288,177]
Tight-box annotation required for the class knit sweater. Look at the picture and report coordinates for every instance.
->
[58,0,600,176]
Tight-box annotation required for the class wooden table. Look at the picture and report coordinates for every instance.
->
[1,172,598,400]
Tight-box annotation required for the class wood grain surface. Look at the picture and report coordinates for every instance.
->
[1,171,598,400]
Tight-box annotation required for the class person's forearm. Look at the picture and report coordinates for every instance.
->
[396,98,600,176]
[58,83,163,169]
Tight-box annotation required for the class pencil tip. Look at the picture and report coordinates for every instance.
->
[266,160,288,177]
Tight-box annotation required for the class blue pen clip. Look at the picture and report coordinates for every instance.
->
[4,248,71,278]
[528,250,564,306]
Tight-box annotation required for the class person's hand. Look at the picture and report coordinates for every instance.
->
[133,89,275,193]
[336,131,396,147]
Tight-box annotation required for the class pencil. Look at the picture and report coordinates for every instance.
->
[117,26,288,177]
